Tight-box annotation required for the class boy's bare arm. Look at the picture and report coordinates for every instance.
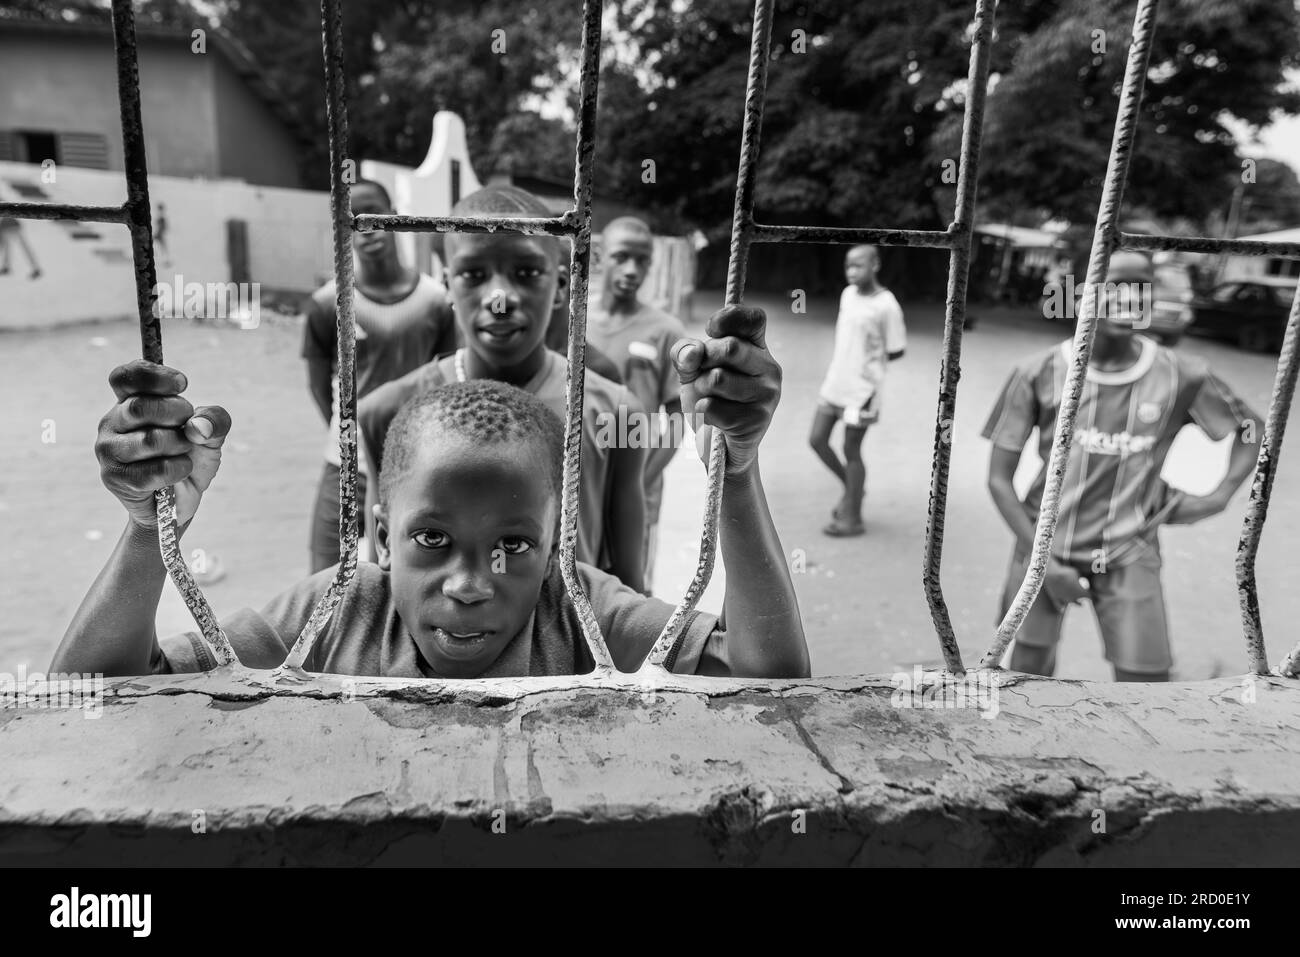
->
[306,356,333,424]
[675,306,810,679]
[987,446,1035,551]
[51,361,230,676]
[988,444,1089,608]
[642,397,683,485]
[607,440,647,593]
[1167,405,1262,525]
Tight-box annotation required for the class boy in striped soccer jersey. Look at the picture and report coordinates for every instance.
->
[983,251,1260,681]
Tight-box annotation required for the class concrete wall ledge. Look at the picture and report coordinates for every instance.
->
[2,669,1298,865]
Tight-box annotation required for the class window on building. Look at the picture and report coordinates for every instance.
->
[0,130,110,170]
[1265,257,1300,280]
[16,130,59,165]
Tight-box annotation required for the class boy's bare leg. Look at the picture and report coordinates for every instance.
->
[824,422,867,535]
[16,231,40,277]
[809,407,846,515]
[1010,641,1056,676]
[841,423,869,518]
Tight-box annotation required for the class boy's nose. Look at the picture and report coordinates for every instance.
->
[482,283,520,315]
[442,563,494,604]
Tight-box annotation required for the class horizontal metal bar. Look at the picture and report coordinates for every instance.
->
[750,222,955,248]
[0,201,129,224]
[1119,232,1300,258]
[353,212,576,236]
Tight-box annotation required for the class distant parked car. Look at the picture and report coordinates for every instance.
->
[1188,280,1295,353]
[1147,262,1195,346]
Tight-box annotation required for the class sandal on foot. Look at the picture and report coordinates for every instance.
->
[822,516,865,537]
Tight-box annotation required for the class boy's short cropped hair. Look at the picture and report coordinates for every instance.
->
[452,184,554,219]
[379,380,565,507]
[353,178,393,209]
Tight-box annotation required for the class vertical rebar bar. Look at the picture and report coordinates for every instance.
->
[558,0,617,671]
[111,0,236,665]
[982,0,1160,668]
[921,0,997,674]
[645,0,774,667]
[1238,281,1300,674]
[282,0,359,671]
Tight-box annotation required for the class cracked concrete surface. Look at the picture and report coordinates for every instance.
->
[1,669,1298,865]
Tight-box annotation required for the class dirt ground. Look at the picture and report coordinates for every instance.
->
[4,288,1297,679]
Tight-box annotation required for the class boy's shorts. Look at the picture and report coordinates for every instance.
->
[817,393,880,428]
[997,544,1172,674]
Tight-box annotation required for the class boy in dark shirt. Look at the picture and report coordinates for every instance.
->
[53,304,809,679]
[302,178,456,571]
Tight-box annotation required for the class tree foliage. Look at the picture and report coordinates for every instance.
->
[4,0,1298,237]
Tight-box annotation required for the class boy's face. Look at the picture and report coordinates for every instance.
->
[352,184,395,263]
[603,226,652,304]
[845,247,878,288]
[375,434,559,678]
[445,233,563,369]
[1093,253,1154,345]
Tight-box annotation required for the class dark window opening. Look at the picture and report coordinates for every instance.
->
[17,131,59,165]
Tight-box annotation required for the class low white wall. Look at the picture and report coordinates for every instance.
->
[0,161,333,328]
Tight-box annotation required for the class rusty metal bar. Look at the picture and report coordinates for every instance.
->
[1237,281,1300,675]
[109,0,238,666]
[750,223,955,248]
[281,0,360,672]
[982,0,1161,669]
[922,0,998,674]
[355,212,576,237]
[1119,232,1300,258]
[644,0,774,668]
[0,202,129,224]
[556,0,617,672]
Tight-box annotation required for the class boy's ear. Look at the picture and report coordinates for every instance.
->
[552,264,569,310]
[373,503,393,571]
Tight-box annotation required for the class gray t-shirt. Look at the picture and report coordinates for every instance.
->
[359,350,643,570]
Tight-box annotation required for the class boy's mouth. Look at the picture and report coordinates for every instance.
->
[430,627,495,661]
[475,323,527,348]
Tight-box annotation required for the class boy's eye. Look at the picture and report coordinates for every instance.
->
[411,529,450,549]
[455,268,485,284]
[497,536,535,556]
[517,266,543,281]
